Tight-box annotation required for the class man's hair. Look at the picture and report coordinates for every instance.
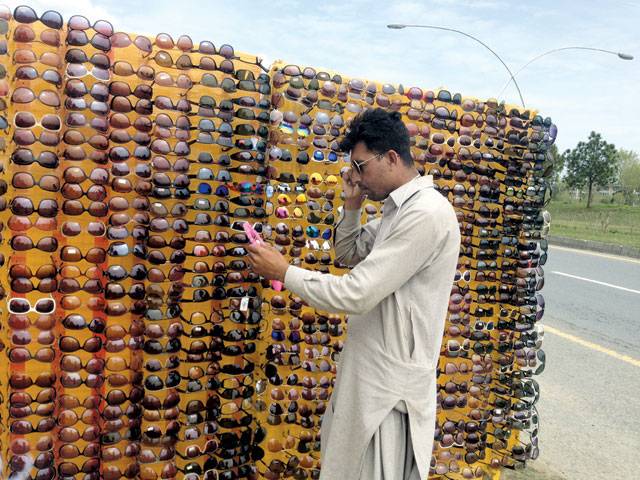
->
[339,108,414,167]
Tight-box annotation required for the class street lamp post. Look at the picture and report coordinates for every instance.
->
[387,23,527,108]
[388,24,634,110]
[496,46,634,100]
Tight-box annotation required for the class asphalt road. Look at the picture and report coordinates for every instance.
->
[504,245,640,480]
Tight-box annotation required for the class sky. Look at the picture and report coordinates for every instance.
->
[5,0,640,153]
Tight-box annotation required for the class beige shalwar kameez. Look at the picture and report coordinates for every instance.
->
[284,175,460,480]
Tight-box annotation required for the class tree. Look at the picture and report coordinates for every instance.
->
[563,132,617,208]
[616,149,640,205]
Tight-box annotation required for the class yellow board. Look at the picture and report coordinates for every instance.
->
[0,5,549,480]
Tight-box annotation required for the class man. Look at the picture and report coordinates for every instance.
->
[248,108,460,480]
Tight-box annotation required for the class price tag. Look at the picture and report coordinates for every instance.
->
[240,296,250,312]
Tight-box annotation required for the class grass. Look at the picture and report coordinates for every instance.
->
[546,192,640,250]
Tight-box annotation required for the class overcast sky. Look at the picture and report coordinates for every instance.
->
[6,0,639,153]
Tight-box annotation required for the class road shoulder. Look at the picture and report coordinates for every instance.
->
[549,235,640,259]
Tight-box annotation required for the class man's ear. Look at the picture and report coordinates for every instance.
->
[387,149,401,166]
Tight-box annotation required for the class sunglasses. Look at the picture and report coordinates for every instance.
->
[0,21,556,473]
[11,87,61,106]
[65,62,110,81]
[66,28,112,51]
[12,5,63,28]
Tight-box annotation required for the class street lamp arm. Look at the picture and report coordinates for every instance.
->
[497,46,634,100]
[387,23,526,108]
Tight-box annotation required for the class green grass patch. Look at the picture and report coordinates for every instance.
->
[547,196,640,249]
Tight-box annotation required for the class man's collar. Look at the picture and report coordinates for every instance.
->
[386,174,434,209]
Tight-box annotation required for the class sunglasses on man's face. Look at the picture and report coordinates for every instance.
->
[350,152,385,174]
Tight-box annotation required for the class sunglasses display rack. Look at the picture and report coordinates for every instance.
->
[0,5,555,480]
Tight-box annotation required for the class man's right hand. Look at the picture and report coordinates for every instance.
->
[341,167,366,210]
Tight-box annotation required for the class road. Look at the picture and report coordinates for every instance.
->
[504,245,640,480]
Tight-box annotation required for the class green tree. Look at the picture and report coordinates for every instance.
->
[563,131,617,208]
[616,149,640,205]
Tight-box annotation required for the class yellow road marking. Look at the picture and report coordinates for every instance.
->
[545,325,640,368]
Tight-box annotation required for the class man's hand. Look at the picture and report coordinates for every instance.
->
[246,243,289,282]
[341,167,366,210]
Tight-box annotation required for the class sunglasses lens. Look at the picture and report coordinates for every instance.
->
[41,10,63,29]
[14,6,38,23]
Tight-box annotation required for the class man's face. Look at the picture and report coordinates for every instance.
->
[349,142,391,202]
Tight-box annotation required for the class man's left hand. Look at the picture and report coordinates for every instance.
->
[246,243,289,283]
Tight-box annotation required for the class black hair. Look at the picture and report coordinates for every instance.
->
[339,108,413,167]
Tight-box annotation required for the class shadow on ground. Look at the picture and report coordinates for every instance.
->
[501,463,567,480]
